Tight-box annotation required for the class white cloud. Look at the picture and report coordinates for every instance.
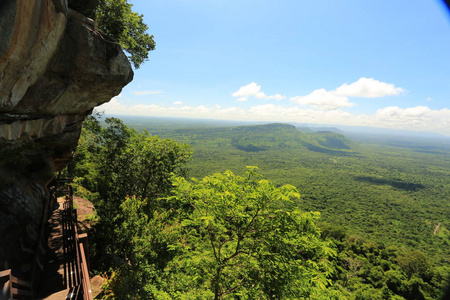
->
[426,97,433,101]
[232,83,266,101]
[266,94,285,101]
[96,98,127,112]
[290,89,354,110]
[335,77,404,98]
[174,101,182,105]
[232,83,285,101]
[376,106,431,119]
[289,77,405,111]
[133,91,162,96]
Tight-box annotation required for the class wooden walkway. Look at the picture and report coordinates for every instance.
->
[2,181,93,300]
[37,195,92,300]
[37,198,69,299]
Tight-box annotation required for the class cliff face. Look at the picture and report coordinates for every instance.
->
[0,0,133,277]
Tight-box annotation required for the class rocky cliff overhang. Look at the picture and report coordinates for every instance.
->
[0,0,133,276]
[0,0,133,171]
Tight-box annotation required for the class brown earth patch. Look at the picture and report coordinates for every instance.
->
[73,195,96,233]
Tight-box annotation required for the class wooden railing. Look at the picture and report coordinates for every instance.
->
[0,269,33,299]
[76,233,93,300]
[64,188,93,300]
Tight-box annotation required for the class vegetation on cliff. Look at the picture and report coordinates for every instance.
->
[86,0,155,68]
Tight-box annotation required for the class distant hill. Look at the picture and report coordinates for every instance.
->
[111,115,450,149]
[230,123,300,152]
[162,123,355,155]
[229,123,354,154]
[311,131,352,149]
[107,114,257,131]
[311,127,344,134]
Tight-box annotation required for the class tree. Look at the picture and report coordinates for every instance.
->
[397,250,430,280]
[69,116,192,209]
[93,0,155,68]
[95,118,192,208]
[103,195,183,299]
[102,168,339,298]
[66,116,192,271]
[160,167,337,299]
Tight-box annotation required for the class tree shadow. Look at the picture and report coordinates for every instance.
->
[304,143,358,156]
[354,176,425,191]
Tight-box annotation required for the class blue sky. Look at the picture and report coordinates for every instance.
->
[99,0,450,135]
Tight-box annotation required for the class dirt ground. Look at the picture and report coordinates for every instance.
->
[73,195,96,233]
[72,196,105,298]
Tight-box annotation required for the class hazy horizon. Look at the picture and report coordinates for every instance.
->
[101,113,450,140]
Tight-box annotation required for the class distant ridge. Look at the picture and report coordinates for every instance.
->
[226,123,354,154]
[112,118,356,155]
[311,127,344,134]
[109,115,449,139]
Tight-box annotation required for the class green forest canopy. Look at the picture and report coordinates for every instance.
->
[64,115,450,299]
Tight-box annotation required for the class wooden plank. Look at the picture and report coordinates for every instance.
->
[11,287,33,296]
[0,269,10,277]
[79,243,93,300]
[2,279,10,296]
[79,234,90,272]
[10,275,32,288]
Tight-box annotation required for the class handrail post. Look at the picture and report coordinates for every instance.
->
[79,243,93,300]
[0,269,12,300]
[0,269,33,299]
[79,233,90,272]
[9,270,13,300]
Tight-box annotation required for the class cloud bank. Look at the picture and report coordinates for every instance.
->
[290,89,354,110]
[98,99,450,135]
